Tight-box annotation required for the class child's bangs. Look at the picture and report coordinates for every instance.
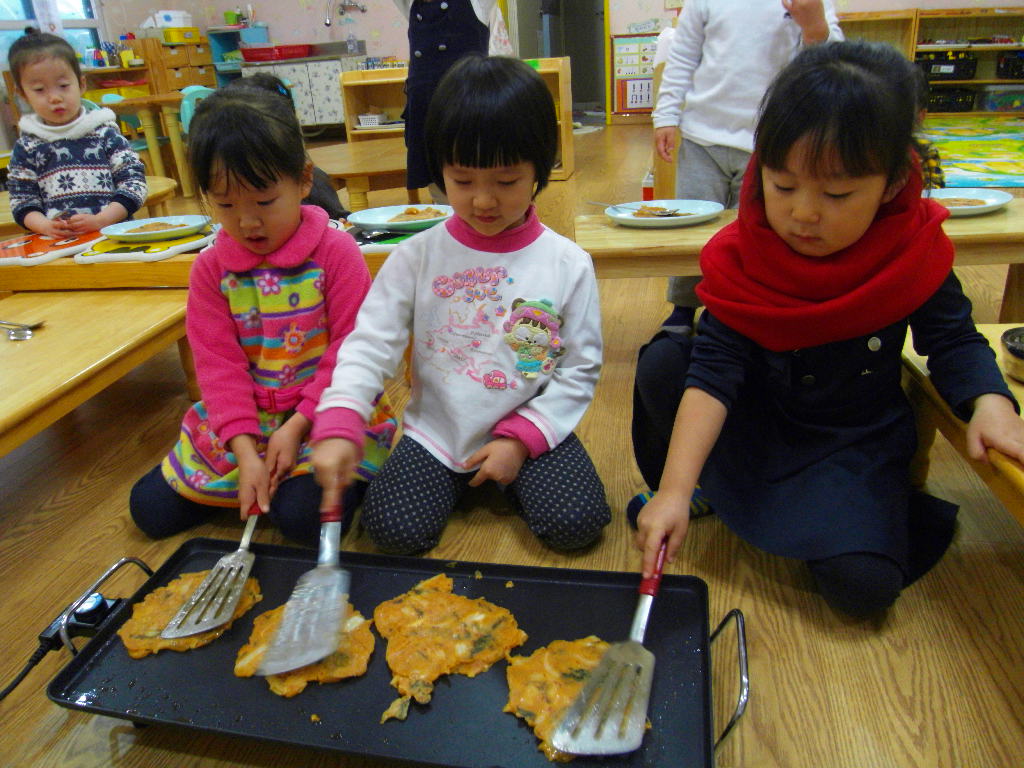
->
[190,104,305,192]
[758,66,910,182]
[441,104,531,170]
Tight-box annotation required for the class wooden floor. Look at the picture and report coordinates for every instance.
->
[1,124,1022,767]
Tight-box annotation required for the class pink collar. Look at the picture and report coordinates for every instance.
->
[445,206,544,253]
[214,205,329,272]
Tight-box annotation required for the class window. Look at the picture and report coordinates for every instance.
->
[0,0,105,69]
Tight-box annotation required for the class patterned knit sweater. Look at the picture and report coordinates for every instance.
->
[8,107,147,227]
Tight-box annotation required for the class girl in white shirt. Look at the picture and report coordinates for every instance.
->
[312,55,610,554]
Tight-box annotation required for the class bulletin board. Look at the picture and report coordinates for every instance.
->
[611,33,658,114]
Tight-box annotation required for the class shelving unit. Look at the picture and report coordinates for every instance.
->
[339,57,575,180]
[838,10,918,58]
[916,8,1024,117]
[206,25,270,87]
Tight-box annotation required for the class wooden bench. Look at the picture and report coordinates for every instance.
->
[0,289,193,458]
[902,323,1024,525]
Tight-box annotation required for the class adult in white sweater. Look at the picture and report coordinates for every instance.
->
[652,0,843,333]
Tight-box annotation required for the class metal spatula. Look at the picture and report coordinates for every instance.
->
[256,504,350,675]
[550,539,667,755]
[161,505,262,639]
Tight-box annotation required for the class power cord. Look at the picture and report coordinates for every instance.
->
[0,593,121,702]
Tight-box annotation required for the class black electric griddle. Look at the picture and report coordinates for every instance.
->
[48,538,719,768]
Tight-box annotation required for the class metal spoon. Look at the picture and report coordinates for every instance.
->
[0,319,45,331]
[7,326,32,341]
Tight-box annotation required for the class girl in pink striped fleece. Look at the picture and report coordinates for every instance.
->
[130,88,395,543]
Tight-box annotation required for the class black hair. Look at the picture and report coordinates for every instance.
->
[8,31,82,90]
[755,40,920,187]
[225,72,294,105]
[424,54,558,196]
[187,88,308,193]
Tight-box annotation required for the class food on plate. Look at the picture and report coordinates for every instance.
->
[373,573,527,722]
[234,601,374,697]
[505,636,610,762]
[632,204,688,218]
[388,206,446,222]
[935,198,988,208]
[126,221,179,233]
[117,570,262,658]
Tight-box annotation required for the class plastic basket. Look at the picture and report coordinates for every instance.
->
[357,113,382,127]
[915,51,977,81]
[927,87,976,113]
[239,44,312,62]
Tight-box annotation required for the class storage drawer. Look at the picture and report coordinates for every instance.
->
[83,87,120,104]
[160,45,190,68]
[118,85,151,98]
[916,51,977,81]
[187,44,213,66]
[163,66,192,87]
[188,66,217,87]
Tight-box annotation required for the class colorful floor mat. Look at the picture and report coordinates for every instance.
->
[921,115,1024,187]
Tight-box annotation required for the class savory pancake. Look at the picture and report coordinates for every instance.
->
[374,573,527,722]
[127,221,178,233]
[117,570,262,659]
[234,601,374,697]
[505,636,610,762]
[388,206,446,222]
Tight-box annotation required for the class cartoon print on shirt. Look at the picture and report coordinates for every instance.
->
[420,264,522,390]
[503,298,565,379]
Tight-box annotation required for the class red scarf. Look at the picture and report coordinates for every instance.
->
[695,156,954,351]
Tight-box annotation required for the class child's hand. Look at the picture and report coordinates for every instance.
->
[635,489,692,579]
[465,438,529,487]
[654,126,678,164]
[67,202,129,235]
[24,211,73,238]
[966,393,1024,464]
[265,413,310,496]
[230,434,271,518]
[782,0,830,44]
[311,438,361,510]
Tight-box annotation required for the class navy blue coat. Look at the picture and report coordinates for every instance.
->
[688,271,1015,582]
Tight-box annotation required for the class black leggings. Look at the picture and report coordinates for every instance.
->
[129,465,365,544]
[361,434,611,554]
[807,552,903,618]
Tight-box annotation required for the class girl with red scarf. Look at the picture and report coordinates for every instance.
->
[631,41,1024,618]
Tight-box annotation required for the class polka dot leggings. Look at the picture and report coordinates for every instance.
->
[361,434,611,555]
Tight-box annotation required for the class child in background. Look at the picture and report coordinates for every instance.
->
[633,41,1024,618]
[6,32,146,237]
[312,55,610,554]
[224,73,351,221]
[651,0,842,337]
[130,89,395,542]
[913,68,946,190]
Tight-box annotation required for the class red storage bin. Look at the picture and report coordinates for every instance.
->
[239,44,312,62]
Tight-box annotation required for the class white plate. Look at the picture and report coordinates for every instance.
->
[924,188,1014,217]
[101,215,212,242]
[347,205,453,232]
[604,199,725,228]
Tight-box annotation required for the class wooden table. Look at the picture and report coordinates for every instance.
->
[575,197,1024,320]
[0,289,192,458]
[0,175,179,238]
[903,323,1024,526]
[308,137,419,210]
[104,93,194,198]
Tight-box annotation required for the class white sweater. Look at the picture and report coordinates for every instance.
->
[316,210,603,471]
[652,0,843,152]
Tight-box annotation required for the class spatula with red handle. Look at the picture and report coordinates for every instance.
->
[550,539,667,755]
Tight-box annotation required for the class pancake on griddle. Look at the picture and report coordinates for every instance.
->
[117,570,262,659]
[234,601,374,697]
[374,573,527,722]
[505,636,610,762]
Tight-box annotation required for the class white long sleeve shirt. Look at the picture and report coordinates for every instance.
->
[315,209,603,471]
[652,0,843,152]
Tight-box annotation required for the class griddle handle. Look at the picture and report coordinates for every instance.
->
[638,539,667,596]
[710,608,749,751]
[59,556,154,655]
[321,504,343,524]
